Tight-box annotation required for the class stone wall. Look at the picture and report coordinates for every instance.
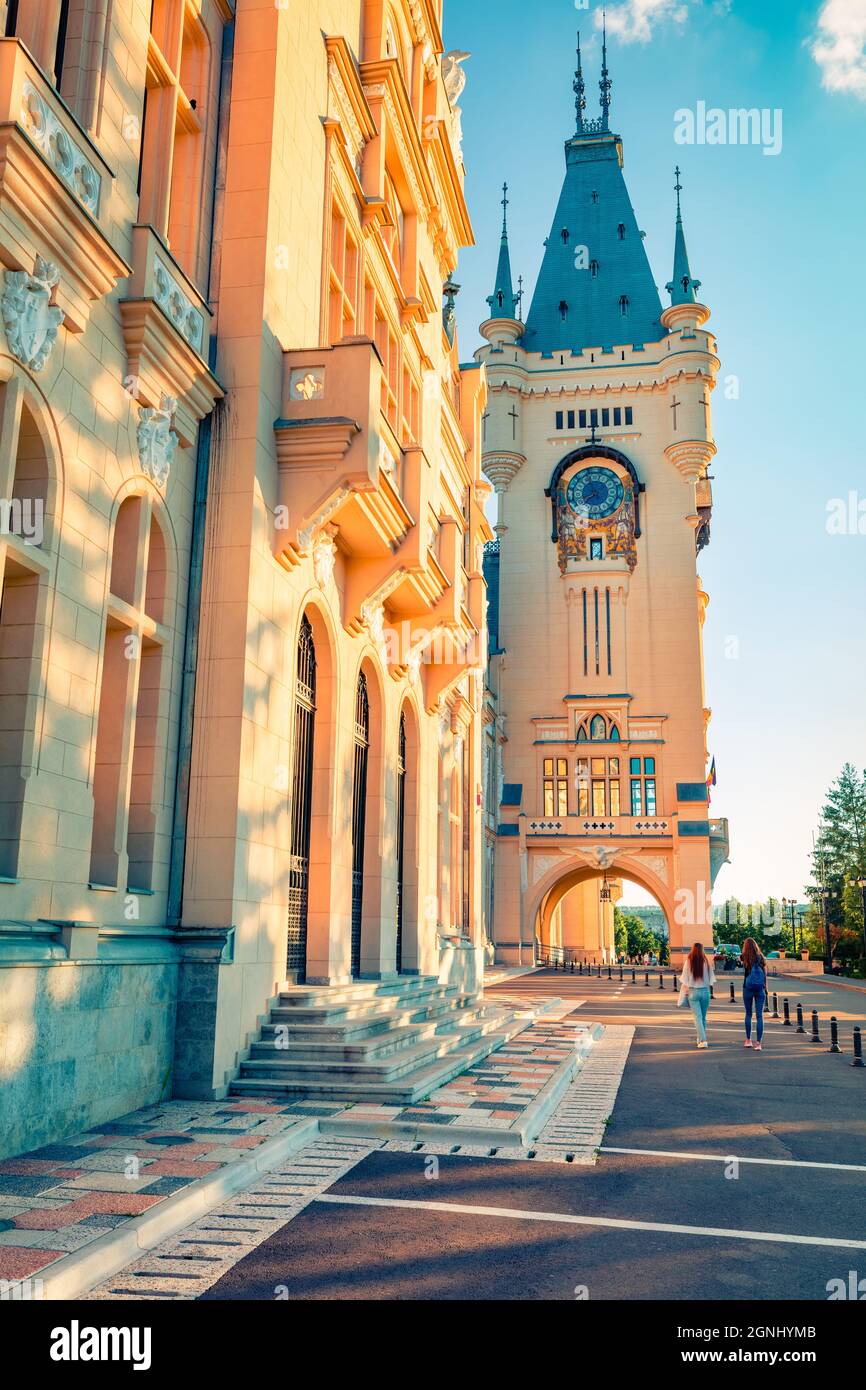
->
[0,960,178,1160]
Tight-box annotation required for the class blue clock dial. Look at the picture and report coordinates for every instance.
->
[566,467,625,520]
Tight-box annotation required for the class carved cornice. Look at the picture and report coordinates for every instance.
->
[119,299,222,447]
[273,417,361,472]
[665,438,717,483]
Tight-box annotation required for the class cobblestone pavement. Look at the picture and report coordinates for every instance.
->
[83,1137,376,1301]
[0,1100,314,1282]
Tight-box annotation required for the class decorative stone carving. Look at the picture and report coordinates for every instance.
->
[296,487,351,553]
[532,854,565,885]
[153,258,205,354]
[137,393,178,488]
[20,80,101,217]
[312,532,337,589]
[641,854,669,884]
[1,257,64,371]
[290,369,324,402]
[361,599,386,653]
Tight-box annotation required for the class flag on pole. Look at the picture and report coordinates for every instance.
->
[706,757,717,804]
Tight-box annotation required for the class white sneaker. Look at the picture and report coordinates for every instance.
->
[697,1040,708,1049]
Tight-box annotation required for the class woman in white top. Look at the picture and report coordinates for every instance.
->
[679,942,717,1049]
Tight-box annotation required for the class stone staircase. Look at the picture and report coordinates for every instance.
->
[229,976,534,1106]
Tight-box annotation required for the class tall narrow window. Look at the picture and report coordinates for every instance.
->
[617,223,626,240]
[395,712,406,974]
[543,758,568,818]
[619,295,630,317]
[350,672,370,976]
[90,498,171,891]
[4,1,18,37]
[138,0,225,289]
[287,616,316,979]
[590,714,606,741]
[606,587,612,676]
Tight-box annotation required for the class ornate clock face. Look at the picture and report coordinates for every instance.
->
[566,467,625,520]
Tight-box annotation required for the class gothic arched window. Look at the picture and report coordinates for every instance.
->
[577,723,588,743]
[590,260,600,278]
[619,295,630,317]
[590,715,607,741]
[610,724,621,742]
[617,223,626,240]
[559,301,568,321]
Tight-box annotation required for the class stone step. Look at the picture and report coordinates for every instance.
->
[263,992,476,1045]
[229,1014,529,1106]
[270,982,466,1027]
[240,1007,514,1083]
[274,976,440,1010]
[252,1003,506,1065]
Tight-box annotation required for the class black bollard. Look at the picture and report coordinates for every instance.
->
[570,959,575,974]
[632,969,636,984]
[852,1027,864,1068]
[796,1003,805,1034]
[608,964,612,980]
[771,993,780,1019]
[645,970,650,987]
[829,1017,841,1054]
[620,965,624,982]
[710,985,714,1000]
[809,1010,821,1044]
[658,971,665,990]
[783,998,791,1027]
[729,982,735,1004]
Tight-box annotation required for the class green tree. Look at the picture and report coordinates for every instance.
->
[809,764,866,967]
[614,908,659,960]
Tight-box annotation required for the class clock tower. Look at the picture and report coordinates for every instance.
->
[478,34,729,965]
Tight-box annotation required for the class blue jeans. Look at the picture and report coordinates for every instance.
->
[688,986,711,1043]
[744,989,765,1042]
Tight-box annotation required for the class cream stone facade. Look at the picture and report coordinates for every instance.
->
[478,48,729,966]
[0,0,493,1159]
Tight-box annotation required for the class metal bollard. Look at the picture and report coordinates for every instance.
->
[783,998,791,1027]
[852,1027,864,1068]
[796,1003,805,1034]
[710,985,714,1000]
[809,1010,821,1044]
[608,964,612,980]
[658,971,665,990]
[620,965,624,982]
[828,1017,841,1054]
[570,960,575,974]
[645,970,650,987]
[729,982,735,1004]
[771,993,779,1019]
[632,969,636,984]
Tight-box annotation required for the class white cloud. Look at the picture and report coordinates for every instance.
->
[811,0,866,98]
[599,0,691,45]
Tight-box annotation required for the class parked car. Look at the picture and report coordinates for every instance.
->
[715,943,741,971]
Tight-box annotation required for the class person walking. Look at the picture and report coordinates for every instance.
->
[741,938,768,1051]
[679,942,716,1049]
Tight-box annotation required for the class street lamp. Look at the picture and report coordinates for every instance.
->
[818,887,838,973]
[599,875,612,903]
[851,876,866,962]
[782,897,797,955]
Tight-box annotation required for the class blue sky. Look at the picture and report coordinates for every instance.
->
[445,0,866,903]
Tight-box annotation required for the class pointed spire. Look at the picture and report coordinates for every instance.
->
[599,10,612,132]
[666,166,701,305]
[573,33,586,135]
[486,180,520,319]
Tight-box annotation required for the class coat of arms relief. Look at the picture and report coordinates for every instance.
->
[137,394,179,489]
[1,257,65,372]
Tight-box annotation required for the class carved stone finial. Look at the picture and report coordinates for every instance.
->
[137,393,178,488]
[1,256,65,371]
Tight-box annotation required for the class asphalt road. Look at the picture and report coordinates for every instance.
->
[199,971,866,1302]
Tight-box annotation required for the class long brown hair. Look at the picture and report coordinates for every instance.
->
[687,942,707,980]
[741,938,764,972]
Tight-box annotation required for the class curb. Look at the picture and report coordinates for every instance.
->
[40,1116,321,1301]
[780,974,866,996]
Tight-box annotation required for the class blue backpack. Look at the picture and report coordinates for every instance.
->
[745,959,765,992]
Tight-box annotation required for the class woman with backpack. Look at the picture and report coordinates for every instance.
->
[741,938,768,1050]
[678,942,716,1049]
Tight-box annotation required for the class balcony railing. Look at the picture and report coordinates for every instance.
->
[526,815,672,838]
